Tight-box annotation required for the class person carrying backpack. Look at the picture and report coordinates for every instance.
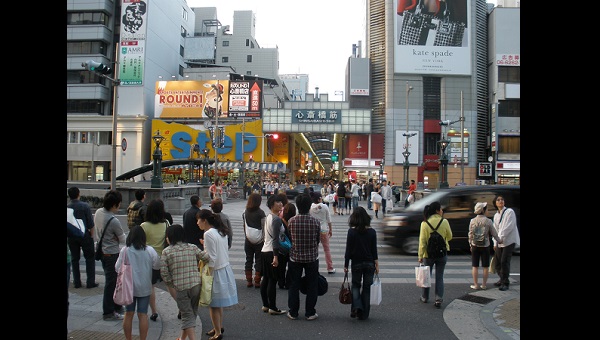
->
[127,189,147,230]
[417,201,452,309]
[468,202,501,291]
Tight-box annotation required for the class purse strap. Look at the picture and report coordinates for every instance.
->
[98,216,115,244]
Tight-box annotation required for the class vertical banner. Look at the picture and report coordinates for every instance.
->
[119,0,148,86]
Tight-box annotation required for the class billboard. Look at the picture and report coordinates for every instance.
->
[155,80,263,119]
[394,0,471,75]
[119,0,148,86]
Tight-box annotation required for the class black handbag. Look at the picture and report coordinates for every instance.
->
[300,273,328,296]
[94,216,115,261]
[398,0,465,47]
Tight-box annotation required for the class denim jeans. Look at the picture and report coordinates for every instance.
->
[350,261,376,320]
[352,196,359,209]
[287,260,319,318]
[423,255,447,301]
[101,253,122,315]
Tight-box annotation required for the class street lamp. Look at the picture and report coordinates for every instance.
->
[438,138,450,189]
[201,148,210,185]
[380,158,385,180]
[403,81,414,189]
[151,130,166,188]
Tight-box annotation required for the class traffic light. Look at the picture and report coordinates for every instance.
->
[82,60,112,75]
[265,133,279,140]
[331,154,338,162]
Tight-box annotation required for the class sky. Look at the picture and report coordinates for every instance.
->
[187,0,367,100]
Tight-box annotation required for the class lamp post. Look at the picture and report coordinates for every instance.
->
[380,158,385,180]
[201,148,210,185]
[402,82,414,189]
[151,130,165,188]
[438,138,450,189]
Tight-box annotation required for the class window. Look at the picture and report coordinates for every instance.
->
[67,100,104,114]
[247,55,253,62]
[180,26,187,37]
[67,70,105,85]
[222,56,229,63]
[180,45,184,57]
[498,100,520,118]
[246,71,252,75]
[246,39,250,46]
[66,12,109,26]
[424,133,440,155]
[67,41,108,56]
[222,41,229,47]
[497,136,520,161]
[498,66,520,83]
[423,77,441,120]
[182,8,188,21]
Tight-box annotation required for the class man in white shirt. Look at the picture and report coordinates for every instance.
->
[380,180,393,216]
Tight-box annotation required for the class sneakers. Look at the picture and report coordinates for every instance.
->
[420,297,428,303]
[268,308,286,315]
[287,312,297,320]
[261,306,269,313]
[328,269,336,274]
[306,313,319,321]
[494,281,502,287]
[480,285,487,290]
[499,285,509,291]
[103,312,124,321]
[470,284,480,290]
[434,300,442,309]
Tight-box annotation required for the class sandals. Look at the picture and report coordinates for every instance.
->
[206,328,224,336]
[470,284,480,290]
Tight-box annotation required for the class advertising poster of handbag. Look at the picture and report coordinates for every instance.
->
[397,0,467,47]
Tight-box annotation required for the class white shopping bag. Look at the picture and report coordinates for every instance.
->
[370,274,382,305]
[415,265,431,288]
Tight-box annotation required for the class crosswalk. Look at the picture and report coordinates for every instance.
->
[167,205,476,285]
[87,199,480,285]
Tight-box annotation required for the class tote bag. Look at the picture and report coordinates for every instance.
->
[415,264,431,288]
[199,261,213,307]
[370,274,382,305]
[113,248,134,306]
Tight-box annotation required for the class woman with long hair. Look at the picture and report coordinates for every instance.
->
[344,206,379,320]
[197,209,238,340]
[243,193,266,288]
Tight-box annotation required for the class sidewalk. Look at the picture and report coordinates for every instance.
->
[67,279,519,340]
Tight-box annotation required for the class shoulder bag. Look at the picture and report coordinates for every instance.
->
[243,212,264,244]
[113,248,134,306]
[198,260,213,307]
[95,216,115,261]
[339,272,352,304]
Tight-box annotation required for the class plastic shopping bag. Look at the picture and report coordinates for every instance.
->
[370,274,382,305]
[415,265,431,288]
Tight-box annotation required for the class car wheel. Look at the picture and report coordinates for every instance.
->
[401,236,419,255]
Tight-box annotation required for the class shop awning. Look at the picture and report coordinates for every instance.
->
[170,162,286,172]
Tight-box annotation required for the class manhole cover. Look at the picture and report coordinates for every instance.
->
[457,294,495,304]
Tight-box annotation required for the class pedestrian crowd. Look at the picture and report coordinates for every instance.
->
[67,180,519,339]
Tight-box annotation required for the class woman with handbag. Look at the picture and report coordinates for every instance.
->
[242,193,266,288]
[116,225,160,340]
[140,198,171,322]
[343,207,379,320]
[197,209,238,340]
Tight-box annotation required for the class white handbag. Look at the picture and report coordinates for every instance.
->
[243,213,264,244]
[370,274,382,305]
